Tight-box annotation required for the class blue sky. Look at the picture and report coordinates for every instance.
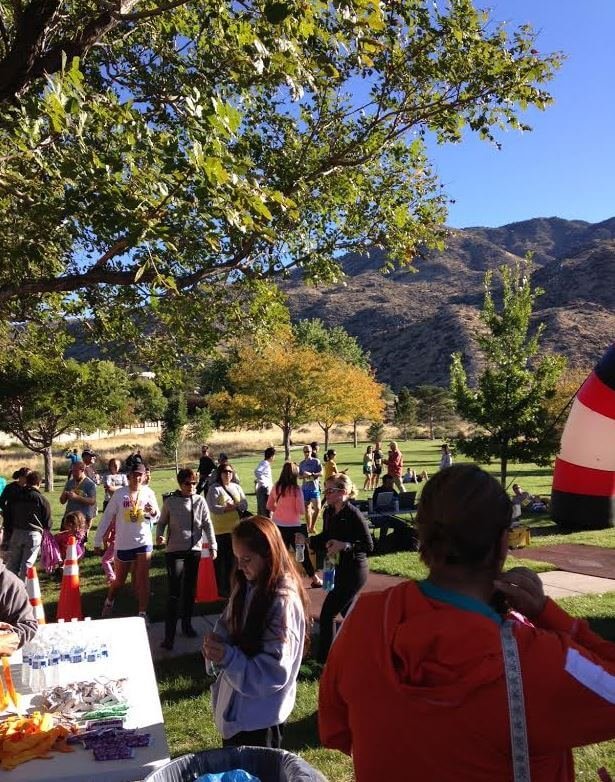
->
[428,1,615,228]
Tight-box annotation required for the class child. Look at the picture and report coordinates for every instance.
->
[54,511,86,562]
[101,517,116,584]
[203,517,309,748]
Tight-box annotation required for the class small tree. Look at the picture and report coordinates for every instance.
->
[293,319,370,370]
[129,377,167,426]
[413,385,455,439]
[394,387,418,438]
[188,407,215,446]
[367,422,385,442]
[160,391,188,472]
[450,261,566,485]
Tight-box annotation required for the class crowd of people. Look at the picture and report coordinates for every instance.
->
[3,442,611,780]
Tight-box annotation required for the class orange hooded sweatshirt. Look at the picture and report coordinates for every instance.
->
[319,579,615,782]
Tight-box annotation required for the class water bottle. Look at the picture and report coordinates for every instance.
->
[323,554,336,592]
[205,658,218,677]
[21,642,32,689]
[295,543,305,563]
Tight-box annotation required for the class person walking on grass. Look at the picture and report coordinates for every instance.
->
[320,464,615,782]
[94,462,160,622]
[362,445,374,491]
[157,468,217,651]
[60,460,97,543]
[5,471,51,580]
[203,516,308,749]
[254,447,276,517]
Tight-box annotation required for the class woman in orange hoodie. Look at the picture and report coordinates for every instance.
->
[320,464,615,782]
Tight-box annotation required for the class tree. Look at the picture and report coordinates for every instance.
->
[293,319,370,370]
[129,377,167,425]
[187,407,215,446]
[343,364,386,448]
[0,355,130,490]
[313,357,384,449]
[394,387,418,437]
[450,262,566,485]
[210,342,324,459]
[413,385,455,439]
[160,390,188,472]
[0,0,561,358]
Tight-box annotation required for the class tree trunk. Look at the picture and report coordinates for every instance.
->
[43,445,54,492]
[353,420,358,447]
[174,445,179,475]
[500,447,508,486]
[429,414,434,439]
[283,423,291,460]
[324,426,330,451]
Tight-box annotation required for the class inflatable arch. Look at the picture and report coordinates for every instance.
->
[551,343,615,530]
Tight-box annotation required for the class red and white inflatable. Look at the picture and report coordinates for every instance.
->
[551,344,615,530]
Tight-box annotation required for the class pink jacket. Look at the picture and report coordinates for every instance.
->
[385,450,403,477]
[267,485,304,526]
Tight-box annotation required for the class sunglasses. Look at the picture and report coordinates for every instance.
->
[325,487,343,494]
[221,469,233,475]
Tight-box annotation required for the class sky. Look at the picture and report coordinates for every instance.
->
[428,1,615,228]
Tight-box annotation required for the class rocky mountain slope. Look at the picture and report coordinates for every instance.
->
[284,217,615,389]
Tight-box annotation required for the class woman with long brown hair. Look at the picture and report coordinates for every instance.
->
[267,462,322,588]
[203,516,309,749]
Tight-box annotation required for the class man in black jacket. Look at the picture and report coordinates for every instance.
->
[0,467,30,546]
[5,471,51,579]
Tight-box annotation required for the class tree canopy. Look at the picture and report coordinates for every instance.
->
[0,0,561,360]
[450,262,566,485]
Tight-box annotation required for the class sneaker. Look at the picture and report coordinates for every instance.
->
[101,599,114,618]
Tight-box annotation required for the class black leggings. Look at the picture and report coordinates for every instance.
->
[213,533,234,598]
[276,524,316,578]
[164,550,200,643]
[318,561,368,663]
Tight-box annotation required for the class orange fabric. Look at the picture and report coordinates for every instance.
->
[319,581,615,782]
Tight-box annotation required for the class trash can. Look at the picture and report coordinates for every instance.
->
[144,747,327,782]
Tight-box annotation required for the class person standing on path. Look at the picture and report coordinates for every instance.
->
[157,468,217,650]
[310,473,372,663]
[196,445,216,496]
[254,447,276,518]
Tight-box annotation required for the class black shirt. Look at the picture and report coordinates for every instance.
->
[198,456,216,477]
[311,502,373,566]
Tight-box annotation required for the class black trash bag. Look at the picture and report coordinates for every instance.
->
[144,747,327,782]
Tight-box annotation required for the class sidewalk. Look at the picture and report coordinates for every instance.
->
[146,569,615,660]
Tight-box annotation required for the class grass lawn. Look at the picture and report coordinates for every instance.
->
[32,440,615,779]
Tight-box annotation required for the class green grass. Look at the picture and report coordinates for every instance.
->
[34,440,615,778]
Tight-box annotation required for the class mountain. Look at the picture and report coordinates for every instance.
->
[284,217,615,389]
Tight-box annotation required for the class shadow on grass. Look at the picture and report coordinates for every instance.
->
[154,653,213,703]
[587,617,615,643]
[284,711,320,752]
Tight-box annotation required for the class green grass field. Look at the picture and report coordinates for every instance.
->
[33,438,615,779]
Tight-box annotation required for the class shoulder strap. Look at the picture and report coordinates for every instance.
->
[501,620,531,782]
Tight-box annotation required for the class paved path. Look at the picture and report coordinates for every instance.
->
[146,568,615,660]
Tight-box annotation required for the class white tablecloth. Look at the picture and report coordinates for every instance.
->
[3,617,170,781]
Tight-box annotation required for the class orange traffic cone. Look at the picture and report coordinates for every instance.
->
[57,536,83,621]
[195,542,220,603]
[25,566,45,625]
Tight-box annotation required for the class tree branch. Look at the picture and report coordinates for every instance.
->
[112,0,191,22]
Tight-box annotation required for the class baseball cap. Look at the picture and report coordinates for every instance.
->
[129,463,147,475]
[82,448,97,458]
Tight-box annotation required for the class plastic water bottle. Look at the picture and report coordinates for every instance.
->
[323,554,336,592]
[205,658,218,677]
[295,543,305,563]
[21,642,32,689]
